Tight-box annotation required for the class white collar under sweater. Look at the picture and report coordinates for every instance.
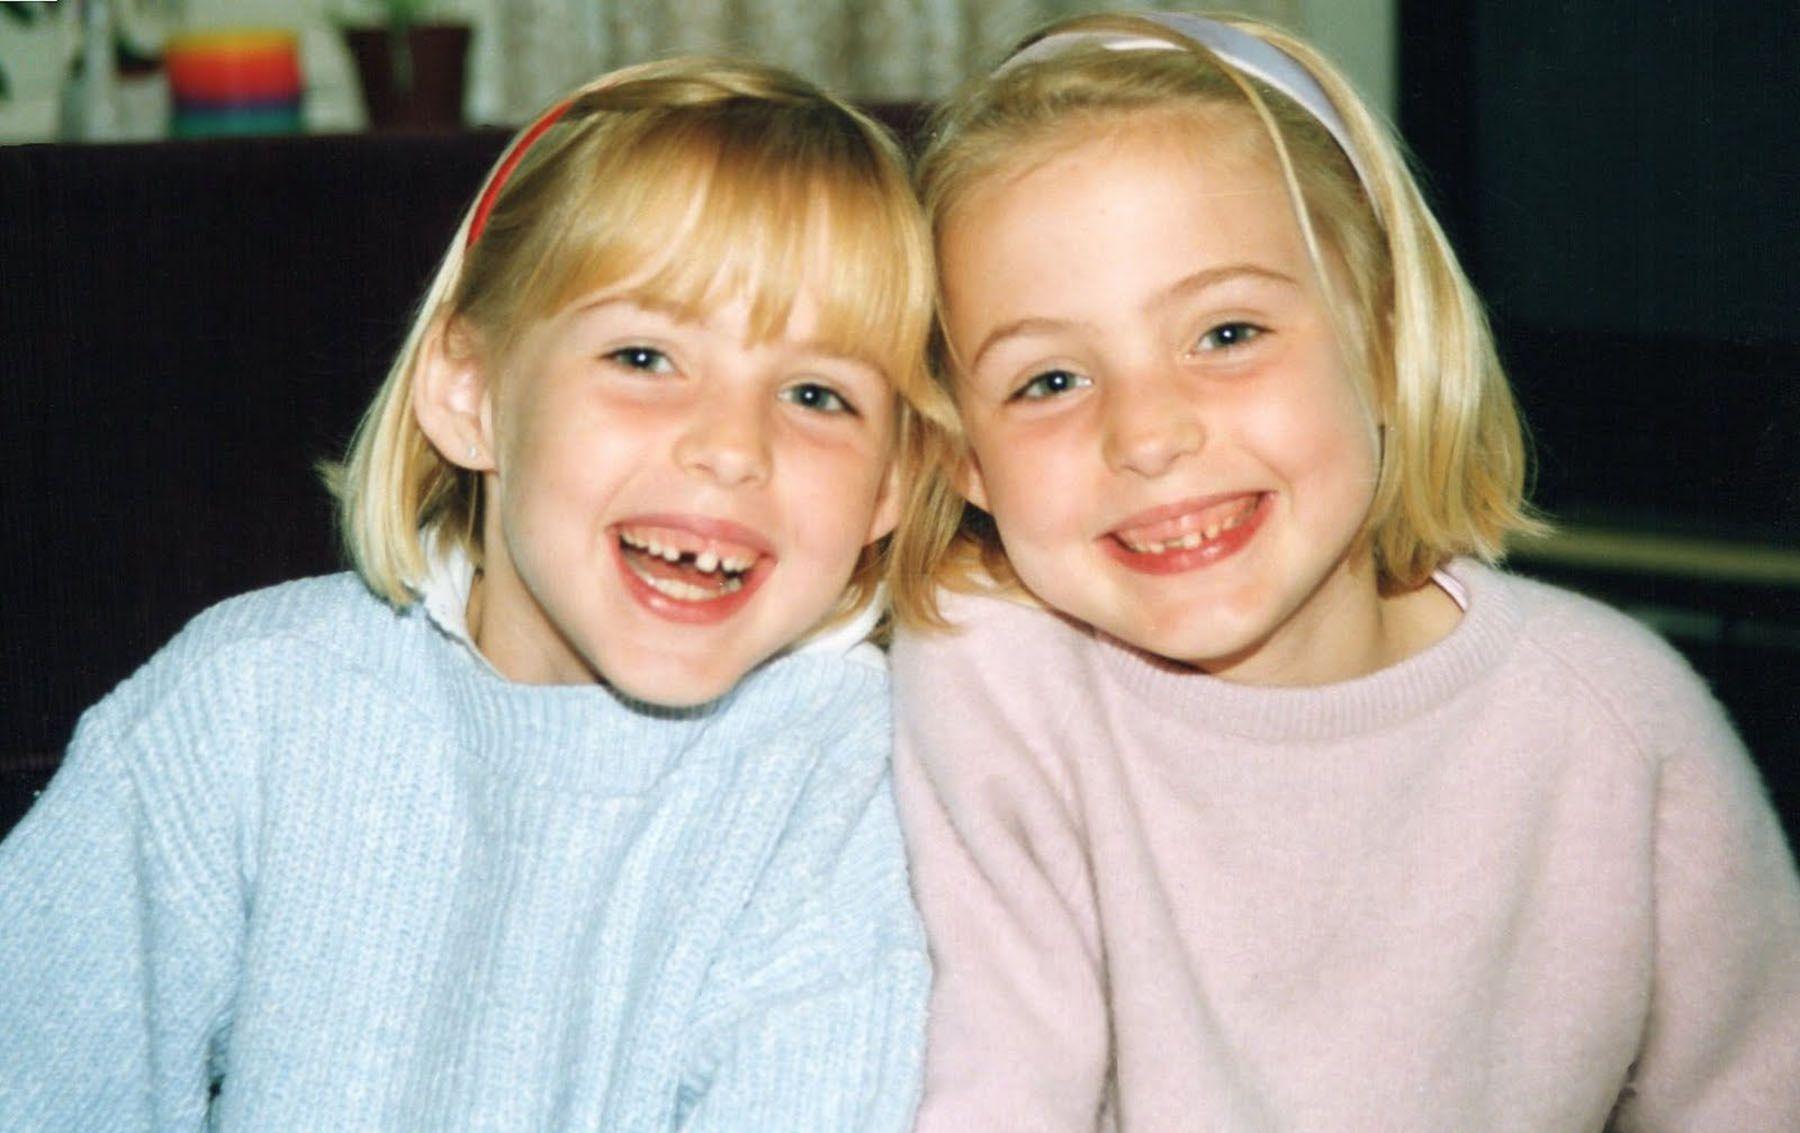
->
[414,539,887,681]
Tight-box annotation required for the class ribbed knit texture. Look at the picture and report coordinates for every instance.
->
[0,573,928,1131]
[893,561,1800,1132]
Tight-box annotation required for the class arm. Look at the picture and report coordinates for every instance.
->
[0,667,245,1130]
[1612,672,1800,1129]
[890,605,1112,1132]
[676,700,931,1133]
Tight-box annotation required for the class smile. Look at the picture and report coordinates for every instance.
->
[613,517,772,623]
[1101,492,1270,574]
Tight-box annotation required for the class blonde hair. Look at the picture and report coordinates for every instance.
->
[890,12,1544,629]
[329,57,941,618]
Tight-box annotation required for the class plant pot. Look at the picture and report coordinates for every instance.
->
[345,23,470,132]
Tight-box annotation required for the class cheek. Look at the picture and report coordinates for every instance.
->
[1249,375,1380,509]
[786,435,891,550]
[968,420,1092,546]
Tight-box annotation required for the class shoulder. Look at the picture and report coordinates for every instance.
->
[706,658,925,984]
[730,649,893,763]
[78,573,423,744]
[175,572,406,654]
[888,587,1101,812]
[1471,563,1742,761]
[891,586,1093,699]
[711,651,902,849]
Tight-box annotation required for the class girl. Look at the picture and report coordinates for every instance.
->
[0,57,935,1130]
[889,11,1800,1131]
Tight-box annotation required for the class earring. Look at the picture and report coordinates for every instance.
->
[467,443,480,461]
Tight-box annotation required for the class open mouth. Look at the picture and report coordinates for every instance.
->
[1103,492,1269,572]
[617,524,764,604]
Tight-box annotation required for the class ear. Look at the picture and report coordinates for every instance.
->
[863,458,903,545]
[956,448,990,512]
[412,316,497,472]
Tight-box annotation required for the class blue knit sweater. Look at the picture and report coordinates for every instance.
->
[0,572,928,1130]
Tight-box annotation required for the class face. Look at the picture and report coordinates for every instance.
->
[439,282,899,706]
[939,116,1386,686]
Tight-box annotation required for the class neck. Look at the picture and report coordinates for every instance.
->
[1197,552,1461,688]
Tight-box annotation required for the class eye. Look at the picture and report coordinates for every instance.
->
[1196,322,1265,351]
[605,345,674,373]
[1011,369,1092,401]
[780,380,856,416]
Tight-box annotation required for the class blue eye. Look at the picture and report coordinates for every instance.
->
[1198,322,1265,351]
[606,346,673,373]
[1013,369,1091,401]
[781,381,855,415]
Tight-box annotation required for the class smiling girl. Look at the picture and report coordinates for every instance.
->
[0,58,936,1130]
[888,11,1800,1130]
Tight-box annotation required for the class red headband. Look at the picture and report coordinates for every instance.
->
[465,97,575,248]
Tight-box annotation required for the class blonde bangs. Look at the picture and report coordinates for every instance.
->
[475,103,931,400]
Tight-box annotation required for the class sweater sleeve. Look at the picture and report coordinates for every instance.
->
[1611,656,1800,1130]
[0,658,246,1130]
[676,701,931,1133]
[890,602,1113,1133]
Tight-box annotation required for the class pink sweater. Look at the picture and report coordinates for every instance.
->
[892,561,1800,1131]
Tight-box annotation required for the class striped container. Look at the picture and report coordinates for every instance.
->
[165,30,303,138]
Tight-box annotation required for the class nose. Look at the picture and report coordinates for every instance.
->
[1100,370,1204,478]
[673,393,772,488]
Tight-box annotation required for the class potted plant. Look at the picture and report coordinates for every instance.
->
[340,0,472,131]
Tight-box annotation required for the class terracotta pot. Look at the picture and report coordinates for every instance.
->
[345,23,471,131]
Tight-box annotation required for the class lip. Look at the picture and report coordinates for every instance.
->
[1098,491,1270,575]
[610,513,775,625]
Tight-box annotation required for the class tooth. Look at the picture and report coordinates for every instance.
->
[1178,532,1200,549]
[695,550,719,573]
[646,575,709,601]
[724,576,743,593]
[1203,523,1220,541]
[661,545,681,562]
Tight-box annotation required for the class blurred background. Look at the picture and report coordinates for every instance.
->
[1,0,1794,840]
[0,1,1387,139]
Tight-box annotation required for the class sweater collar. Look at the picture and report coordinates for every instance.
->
[405,539,885,793]
[414,538,887,680]
[1089,559,1523,742]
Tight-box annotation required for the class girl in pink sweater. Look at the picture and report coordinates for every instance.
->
[887,11,1800,1130]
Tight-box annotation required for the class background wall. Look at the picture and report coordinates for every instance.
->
[170,0,1397,128]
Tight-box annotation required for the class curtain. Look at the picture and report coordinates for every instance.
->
[474,0,1304,122]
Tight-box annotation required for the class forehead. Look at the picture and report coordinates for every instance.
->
[940,116,1307,321]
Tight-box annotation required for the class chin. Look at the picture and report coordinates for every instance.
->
[1089,602,1270,670]
[599,655,749,709]
[611,678,733,710]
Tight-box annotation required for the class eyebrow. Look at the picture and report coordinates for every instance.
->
[963,262,1302,373]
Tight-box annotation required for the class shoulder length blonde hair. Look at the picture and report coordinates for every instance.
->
[330,56,942,619]
[890,12,1544,629]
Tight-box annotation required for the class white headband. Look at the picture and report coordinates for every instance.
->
[997,12,1376,199]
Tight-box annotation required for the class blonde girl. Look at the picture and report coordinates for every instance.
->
[0,57,934,1131]
[889,11,1800,1130]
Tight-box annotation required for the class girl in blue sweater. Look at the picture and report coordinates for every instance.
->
[0,57,935,1131]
